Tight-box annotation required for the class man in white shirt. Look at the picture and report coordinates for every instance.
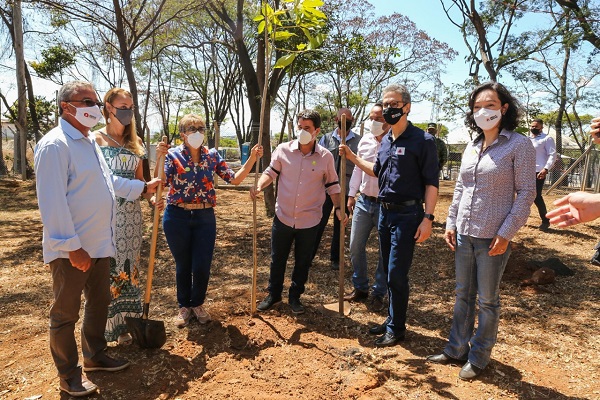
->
[343,103,388,310]
[35,81,160,397]
[529,119,557,230]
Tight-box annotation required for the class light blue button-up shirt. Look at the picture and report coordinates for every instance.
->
[34,119,144,264]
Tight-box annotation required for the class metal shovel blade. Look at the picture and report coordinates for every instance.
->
[125,316,167,349]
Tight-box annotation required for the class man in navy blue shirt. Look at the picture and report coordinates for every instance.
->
[341,83,439,347]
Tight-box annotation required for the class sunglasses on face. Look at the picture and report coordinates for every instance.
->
[181,126,207,133]
[68,99,104,107]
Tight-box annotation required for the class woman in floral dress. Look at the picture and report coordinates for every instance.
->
[93,88,159,345]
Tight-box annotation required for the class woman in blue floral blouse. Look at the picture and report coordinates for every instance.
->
[160,113,262,328]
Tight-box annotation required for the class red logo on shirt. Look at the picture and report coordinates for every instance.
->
[396,147,405,155]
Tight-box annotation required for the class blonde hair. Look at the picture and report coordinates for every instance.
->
[103,88,144,157]
[178,114,206,133]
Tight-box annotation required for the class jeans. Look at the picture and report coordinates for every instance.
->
[378,204,422,335]
[163,205,216,309]
[443,234,511,369]
[534,176,549,223]
[49,257,111,379]
[350,195,386,297]
[312,195,349,262]
[269,216,319,300]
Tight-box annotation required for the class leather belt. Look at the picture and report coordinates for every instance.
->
[176,202,214,210]
[380,199,419,211]
[361,194,379,203]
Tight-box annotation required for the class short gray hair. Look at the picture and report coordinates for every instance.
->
[382,83,411,104]
[57,81,95,115]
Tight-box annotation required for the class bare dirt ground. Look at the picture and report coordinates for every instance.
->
[1,177,599,399]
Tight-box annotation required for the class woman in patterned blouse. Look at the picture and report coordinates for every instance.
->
[426,82,536,380]
[159,114,262,328]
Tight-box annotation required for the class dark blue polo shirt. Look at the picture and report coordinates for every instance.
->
[373,122,439,204]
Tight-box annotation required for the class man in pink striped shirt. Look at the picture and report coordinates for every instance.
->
[250,109,345,315]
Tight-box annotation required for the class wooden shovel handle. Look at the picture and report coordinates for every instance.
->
[143,136,168,315]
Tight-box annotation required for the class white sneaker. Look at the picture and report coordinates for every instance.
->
[175,307,192,328]
[191,305,211,324]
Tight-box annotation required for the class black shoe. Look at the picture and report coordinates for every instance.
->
[374,331,405,347]
[83,353,130,372]
[459,361,483,380]
[343,289,368,302]
[257,294,282,312]
[59,367,98,397]
[539,221,550,230]
[426,353,467,365]
[289,298,305,314]
[368,316,391,335]
[369,295,386,312]
[331,261,339,270]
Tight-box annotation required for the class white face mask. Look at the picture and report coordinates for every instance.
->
[70,105,103,128]
[473,108,502,131]
[297,129,312,145]
[186,131,204,149]
[368,120,386,136]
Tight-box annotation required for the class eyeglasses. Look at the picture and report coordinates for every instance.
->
[109,103,135,111]
[68,99,104,108]
[382,101,403,109]
[181,126,207,133]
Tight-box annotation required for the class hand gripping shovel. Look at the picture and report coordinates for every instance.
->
[126,137,168,348]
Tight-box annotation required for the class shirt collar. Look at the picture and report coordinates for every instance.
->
[292,139,317,155]
[332,127,356,141]
[60,118,89,141]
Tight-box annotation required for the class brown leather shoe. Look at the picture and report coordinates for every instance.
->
[59,368,98,397]
[83,353,130,372]
[343,289,368,302]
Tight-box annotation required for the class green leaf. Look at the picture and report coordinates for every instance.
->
[274,54,296,69]
[274,31,296,41]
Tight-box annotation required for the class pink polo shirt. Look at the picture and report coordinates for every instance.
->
[264,140,341,229]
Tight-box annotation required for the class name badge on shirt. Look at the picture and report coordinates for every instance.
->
[395,147,406,156]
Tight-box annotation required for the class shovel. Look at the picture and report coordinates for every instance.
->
[126,137,168,348]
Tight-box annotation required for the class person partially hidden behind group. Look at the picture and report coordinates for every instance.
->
[93,87,166,346]
[34,81,162,397]
[159,114,262,328]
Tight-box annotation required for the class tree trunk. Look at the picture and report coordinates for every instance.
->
[13,0,28,179]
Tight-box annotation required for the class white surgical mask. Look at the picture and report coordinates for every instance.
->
[186,131,204,149]
[297,129,312,145]
[70,105,103,128]
[473,108,502,131]
[368,120,386,136]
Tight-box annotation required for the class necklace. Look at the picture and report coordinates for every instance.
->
[102,131,125,148]
[101,131,130,163]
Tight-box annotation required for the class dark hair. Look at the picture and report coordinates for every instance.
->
[297,109,321,129]
[373,101,383,108]
[465,82,522,139]
[533,118,544,126]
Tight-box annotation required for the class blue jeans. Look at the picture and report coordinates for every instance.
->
[350,195,386,297]
[269,216,319,300]
[163,205,216,309]
[443,234,511,369]
[378,204,422,335]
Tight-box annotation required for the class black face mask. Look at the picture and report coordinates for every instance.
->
[338,119,354,131]
[383,107,405,125]
[112,108,134,126]
[530,128,541,135]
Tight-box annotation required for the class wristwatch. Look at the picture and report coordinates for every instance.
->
[423,213,435,221]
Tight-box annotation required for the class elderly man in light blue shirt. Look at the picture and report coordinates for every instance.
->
[34,81,160,398]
